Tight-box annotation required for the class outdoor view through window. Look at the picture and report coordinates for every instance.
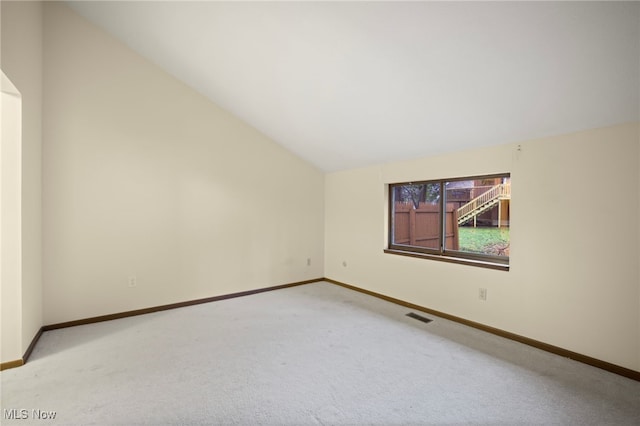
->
[389,175,510,264]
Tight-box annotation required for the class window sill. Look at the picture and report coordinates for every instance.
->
[384,249,509,271]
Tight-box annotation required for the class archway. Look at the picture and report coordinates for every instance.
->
[1,70,23,364]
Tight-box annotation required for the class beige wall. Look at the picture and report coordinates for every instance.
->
[1,1,43,363]
[41,3,324,324]
[325,123,640,371]
[1,73,22,362]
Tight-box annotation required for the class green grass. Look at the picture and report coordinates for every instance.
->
[458,227,509,255]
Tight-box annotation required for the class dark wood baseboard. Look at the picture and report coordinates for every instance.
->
[2,278,323,371]
[324,278,640,382]
[0,327,44,372]
[23,327,44,363]
[6,276,639,382]
[44,278,324,331]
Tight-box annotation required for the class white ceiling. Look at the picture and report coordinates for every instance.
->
[67,1,639,172]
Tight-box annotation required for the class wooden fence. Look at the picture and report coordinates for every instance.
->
[393,202,459,250]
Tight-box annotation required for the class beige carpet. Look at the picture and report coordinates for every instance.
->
[1,281,639,425]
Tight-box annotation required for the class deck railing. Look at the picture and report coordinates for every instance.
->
[457,183,510,221]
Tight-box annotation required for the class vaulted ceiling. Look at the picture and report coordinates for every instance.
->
[67,1,639,172]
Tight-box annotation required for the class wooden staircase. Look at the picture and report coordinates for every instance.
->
[457,183,511,226]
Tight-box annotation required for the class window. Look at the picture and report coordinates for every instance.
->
[387,174,510,270]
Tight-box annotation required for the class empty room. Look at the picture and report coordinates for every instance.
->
[1,1,639,424]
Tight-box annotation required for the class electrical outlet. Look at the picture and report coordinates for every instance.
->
[479,288,487,301]
[128,276,137,288]
[307,258,311,266]
[342,261,347,267]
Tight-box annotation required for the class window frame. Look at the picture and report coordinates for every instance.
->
[386,173,510,271]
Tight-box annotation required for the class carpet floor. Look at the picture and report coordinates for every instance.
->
[1,281,639,425]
